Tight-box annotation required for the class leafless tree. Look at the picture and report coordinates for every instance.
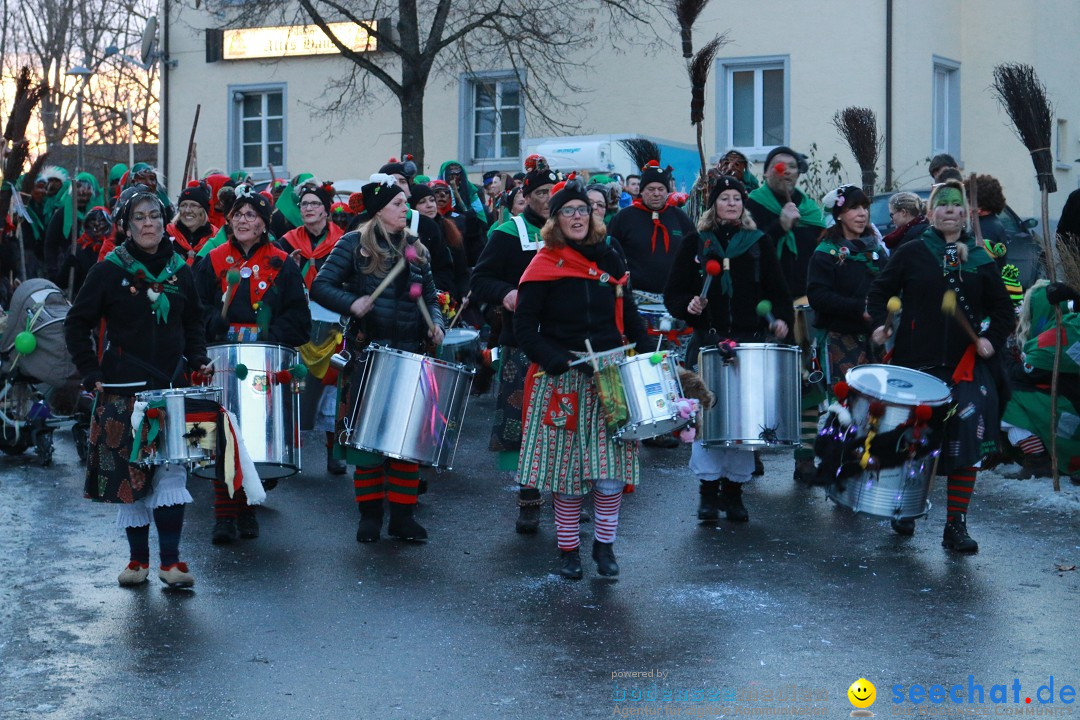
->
[4,0,158,157]
[218,0,664,170]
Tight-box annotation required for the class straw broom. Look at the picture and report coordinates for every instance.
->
[991,63,1061,490]
[617,138,661,174]
[673,0,711,59]
[832,107,879,198]
[689,35,728,206]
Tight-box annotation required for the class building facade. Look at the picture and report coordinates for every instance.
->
[161,0,1080,220]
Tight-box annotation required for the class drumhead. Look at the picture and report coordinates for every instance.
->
[845,364,951,406]
[443,328,479,346]
[310,302,341,324]
[638,303,667,315]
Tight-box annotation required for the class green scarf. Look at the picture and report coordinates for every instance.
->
[919,227,995,274]
[746,185,826,258]
[814,237,883,273]
[104,246,186,324]
[61,172,105,238]
[699,228,763,296]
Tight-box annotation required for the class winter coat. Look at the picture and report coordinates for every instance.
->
[471,206,545,347]
[606,203,695,294]
[310,227,443,354]
[806,233,887,335]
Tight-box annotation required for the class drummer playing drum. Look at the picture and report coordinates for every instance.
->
[663,175,793,524]
[311,173,444,544]
[193,187,311,545]
[867,180,1015,551]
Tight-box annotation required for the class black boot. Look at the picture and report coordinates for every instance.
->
[387,502,427,541]
[697,480,721,522]
[1005,453,1052,480]
[559,548,583,579]
[942,513,978,553]
[237,509,259,539]
[356,500,383,543]
[326,433,346,475]
[891,517,916,536]
[516,487,542,534]
[592,540,620,577]
[752,451,764,476]
[211,517,238,545]
[721,479,749,522]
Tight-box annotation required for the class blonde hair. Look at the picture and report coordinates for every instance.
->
[697,206,757,233]
[888,191,925,217]
[356,218,430,275]
[1015,279,1051,346]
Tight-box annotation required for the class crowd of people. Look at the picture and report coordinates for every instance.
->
[2,142,1072,588]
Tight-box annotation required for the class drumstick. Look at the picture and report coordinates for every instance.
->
[532,343,638,377]
[448,291,471,329]
[756,299,780,334]
[940,290,981,345]
[584,338,601,374]
[699,259,722,298]
[410,282,436,333]
[368,257,406,303]
[884,296,901,331]
[220,268,241,321]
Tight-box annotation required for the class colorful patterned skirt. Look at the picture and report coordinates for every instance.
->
[519,353,639,495]
[85,393,155,503]
[928,363,1001,474]
[489,347,529,453]
[825,331,876,385]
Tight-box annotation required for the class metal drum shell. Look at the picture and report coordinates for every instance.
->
[613,352,689,441]
[827,457,935,520]
[345,344,474,469]
[699,343,802,449]
[135,386,222,466]
[195,343,301,480]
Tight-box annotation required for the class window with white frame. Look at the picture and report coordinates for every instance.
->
[717,57,788,156]
[1056,118,1069,165]
[932,58,960,159]
[231,86,285,174]
[465,75,522,162]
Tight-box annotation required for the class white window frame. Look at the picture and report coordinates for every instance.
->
[227,83,287,180]
[458,71,525,172]
[1056,118,1071,169]
[715,55,790,161]
[931,56,961,160]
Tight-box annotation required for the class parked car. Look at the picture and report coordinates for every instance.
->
[869,190,1044,289]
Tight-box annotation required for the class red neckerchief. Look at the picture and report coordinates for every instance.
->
[167,223,216,261]
[280,222,344,288]
[78,231,113,253]
[631,198,671,253]
[519,244,628,336]
[208,240,287,308]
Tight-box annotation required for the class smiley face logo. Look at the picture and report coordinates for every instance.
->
[848,678,876,709]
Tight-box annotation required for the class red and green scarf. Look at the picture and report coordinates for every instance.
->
[519,244,628,336]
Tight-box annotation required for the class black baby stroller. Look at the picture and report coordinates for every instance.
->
[0,279,91,465]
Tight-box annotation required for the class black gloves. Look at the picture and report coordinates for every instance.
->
[1045,282,1080,307]
[82,370,104,392]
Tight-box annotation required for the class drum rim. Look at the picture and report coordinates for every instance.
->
[845,364,952,405]
[207,341,300,353]
[365,342,476,374]
[699,342,800,352]
[135,386,223,399]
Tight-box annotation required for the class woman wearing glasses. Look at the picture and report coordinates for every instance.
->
[193,187,311,544]
[65,185,211,589]
[514,175,650,580]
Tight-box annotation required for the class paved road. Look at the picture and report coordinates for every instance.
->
[1,393,1078,719]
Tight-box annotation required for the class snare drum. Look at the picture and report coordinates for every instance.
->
[309,301,343,345]
[437,328,481,370]
[135,386,222,466]
[826,365,952,520]
[613,351,689,441]
[195,343,302,480]
[345,344,474,469]
[699,343,801,449]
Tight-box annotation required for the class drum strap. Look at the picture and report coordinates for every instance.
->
[511,215,541,252]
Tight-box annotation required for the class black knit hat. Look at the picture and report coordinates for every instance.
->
[548,174,591,216]
[230,186,272,225]
[639,160,672,190]
[408,183,434,208]
[361,173,405,217]
[523,168,558,196]
[830,184,869,219]
[379,155,418,180]
[764,146,809,174]
[178,182,211,213]
[297,182,333,214]
[708,174,748,208]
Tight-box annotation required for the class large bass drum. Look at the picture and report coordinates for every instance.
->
[195,343,302,480]
[699,343,801,449]
[345,344,474,469]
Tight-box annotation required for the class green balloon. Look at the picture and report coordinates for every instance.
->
[14,331,37,355]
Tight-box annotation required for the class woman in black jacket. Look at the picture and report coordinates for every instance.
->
[65,185,210,589]
[868,179,1016,551]
[514,176,650,580]
[807,185,886,384]
[664,175,793,525]
[193,187,311,544]
[311,174,444,544]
